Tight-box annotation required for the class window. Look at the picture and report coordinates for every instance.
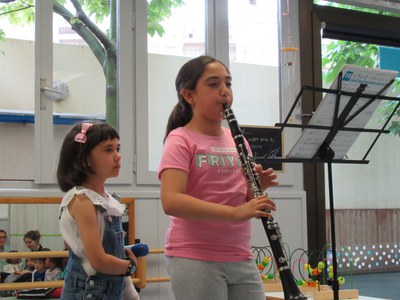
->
[136,0,281,184]
[228,0,280,125]
[0,1,133,184]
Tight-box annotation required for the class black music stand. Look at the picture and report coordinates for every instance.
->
[266,66,400,300]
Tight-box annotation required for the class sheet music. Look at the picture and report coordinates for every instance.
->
[287,65,398,159]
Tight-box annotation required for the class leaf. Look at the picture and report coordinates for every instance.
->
[0,28,5,41]
[147,0,184,37]
[321,37,400,136]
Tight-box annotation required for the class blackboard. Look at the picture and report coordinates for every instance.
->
[241,125,284,172]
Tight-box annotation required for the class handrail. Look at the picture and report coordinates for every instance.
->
[0,197,135,245]
[0,250,145,291]
[0,251,68,259]
[0,249,169,291]
[0,280,64,291]
[0,197,170,291]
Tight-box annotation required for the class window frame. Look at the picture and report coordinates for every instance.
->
[33,0,134,185]
[135,0,232,185]
[35,0,54,184]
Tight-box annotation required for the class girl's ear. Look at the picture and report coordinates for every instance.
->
[181,89,194,105]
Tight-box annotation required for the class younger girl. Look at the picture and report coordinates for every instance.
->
[158,55,279,300]
[45,256,63,281]
[57,122,139,300]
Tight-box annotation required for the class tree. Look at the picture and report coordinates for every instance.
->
[322,40,378,83]
[317,1,400,136]
[0,0,184,127]
[322,39,400,137]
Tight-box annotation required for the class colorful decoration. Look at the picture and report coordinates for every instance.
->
[252,244,351,290]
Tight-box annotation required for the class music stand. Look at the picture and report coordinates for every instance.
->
[267,65,400,300]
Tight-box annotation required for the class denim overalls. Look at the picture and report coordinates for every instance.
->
[61,206,126,300]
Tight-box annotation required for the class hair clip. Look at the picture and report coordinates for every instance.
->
[74,122,93,144]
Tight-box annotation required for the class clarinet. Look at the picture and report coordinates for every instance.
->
[223,104,307,300]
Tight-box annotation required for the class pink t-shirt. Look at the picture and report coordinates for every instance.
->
[158,127,253,262]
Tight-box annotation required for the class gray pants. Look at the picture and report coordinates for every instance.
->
[165,256,265,300]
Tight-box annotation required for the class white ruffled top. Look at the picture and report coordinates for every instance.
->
[60,187,125,217]
[59,187,125,275]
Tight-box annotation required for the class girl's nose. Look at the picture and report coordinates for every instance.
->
[221,85,231,97]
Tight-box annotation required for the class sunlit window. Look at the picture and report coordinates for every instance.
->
[143,0,280,175]
[0,1,120,181]
[146,0,206,173]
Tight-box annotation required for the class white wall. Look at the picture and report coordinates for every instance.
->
[330,132,400,209]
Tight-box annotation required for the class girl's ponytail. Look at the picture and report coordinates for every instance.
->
[164,100,192,141]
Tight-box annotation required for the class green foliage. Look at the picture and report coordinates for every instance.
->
[0,28,5,41]
[318,1,400,136]
[80,0,110,23]
[376,83,400,135]
[0,0,184,37]
[148,0,184,37]
[0,28,3,55]
[322,40,378,84]
[0,0,34,26]
[314,0,400,17]
[322,39,400,136]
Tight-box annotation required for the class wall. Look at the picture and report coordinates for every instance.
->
[330,133,400,209]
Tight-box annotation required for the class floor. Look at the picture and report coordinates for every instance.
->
[343,272,400,300]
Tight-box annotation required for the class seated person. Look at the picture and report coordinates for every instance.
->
[11,252,46,282]
[6,257,35,283]
[16,257,35,274]
[45,257,63,281]
[0,229,10,283]
[32,257,47,282]
[1,250,23,282]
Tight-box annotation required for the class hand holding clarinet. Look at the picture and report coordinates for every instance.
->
[253,164,279,190]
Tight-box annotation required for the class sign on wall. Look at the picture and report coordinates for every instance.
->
[241,126,284,172]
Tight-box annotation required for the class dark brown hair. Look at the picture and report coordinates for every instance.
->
[164,55,230,141]
[24,230,40,243]
[46,256,63,269]
[0,229,7,238]
[57,122,119,192]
